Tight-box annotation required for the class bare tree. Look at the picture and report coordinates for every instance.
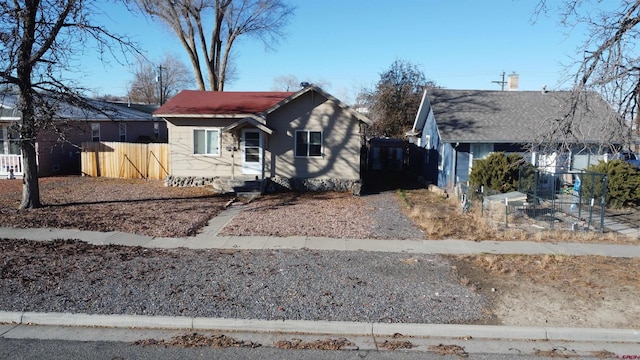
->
[271,74,329,91]
[0,1,135,209]
[135,0,295,91]
[533,1,640,153]
[365,59,438,138]
[129,53,193,104]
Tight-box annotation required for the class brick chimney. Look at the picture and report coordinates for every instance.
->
[507,72,519,91]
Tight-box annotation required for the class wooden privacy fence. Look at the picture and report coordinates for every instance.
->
[81,142,170,180]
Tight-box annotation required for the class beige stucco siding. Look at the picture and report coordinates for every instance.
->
[265,92,362,180]
[167,118,238,178]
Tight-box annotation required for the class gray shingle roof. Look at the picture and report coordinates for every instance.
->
[428,89,626,144]
[0,94,154,122]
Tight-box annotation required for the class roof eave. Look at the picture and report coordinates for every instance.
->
[153,113,257,119]
[221,116,274,135]
[265,85,374,125]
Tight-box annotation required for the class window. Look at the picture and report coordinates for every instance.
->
[295,131,322,157]
[119,123,126,142]
[193,129,220,155]
[91,123,100,142]
[153,122,160,138]
[1,127,21,157]
[438,143,444,170]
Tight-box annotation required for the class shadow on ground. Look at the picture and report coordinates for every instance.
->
[361,170,423,194]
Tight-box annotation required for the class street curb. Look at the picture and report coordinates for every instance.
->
[1,311,639,343]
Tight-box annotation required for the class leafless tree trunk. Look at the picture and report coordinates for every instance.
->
[1,0,136,209]
[134,0,295,91]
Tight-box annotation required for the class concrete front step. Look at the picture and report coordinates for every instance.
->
[212,178,263,195]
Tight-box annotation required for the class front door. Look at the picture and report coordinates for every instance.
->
[241,129,262,175]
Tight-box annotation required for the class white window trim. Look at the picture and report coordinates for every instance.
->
[294,130,323,158]
[193,128,221,156]
[438,143,445,170]
[91,123,100,142]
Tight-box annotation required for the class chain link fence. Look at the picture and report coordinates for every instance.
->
[462,168,607,233]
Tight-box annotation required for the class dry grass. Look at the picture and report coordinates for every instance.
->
[399,188,639,244]
[450,253,640,328]
[453,254,640,304]
[399,189,497,240]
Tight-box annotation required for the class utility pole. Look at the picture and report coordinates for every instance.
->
[492,71,506,91]
[157,65,163,105]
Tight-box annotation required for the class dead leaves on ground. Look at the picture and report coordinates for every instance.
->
[274,338,357,350]
[135,333,261,348]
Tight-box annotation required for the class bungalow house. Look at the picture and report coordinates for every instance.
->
[153,85,372,193]
[0,94,166,178]
[406,88,634,191]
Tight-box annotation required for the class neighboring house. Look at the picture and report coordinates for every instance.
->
[153,85,372,192]
[0,94,166,178]
[407,88,635,191]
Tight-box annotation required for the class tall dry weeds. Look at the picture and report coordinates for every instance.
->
[401,189,497,240]
[399,188,638,244]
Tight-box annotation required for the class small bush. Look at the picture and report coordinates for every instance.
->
[469,152,534,193]
[583,160,640,208]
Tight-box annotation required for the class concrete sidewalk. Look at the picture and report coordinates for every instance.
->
[2,208,640,352]
[2,225,640,257]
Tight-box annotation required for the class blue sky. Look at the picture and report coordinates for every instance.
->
[81,0,590,103]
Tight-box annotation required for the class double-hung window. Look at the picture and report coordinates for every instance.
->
[119,123,127,142]
[194,129,220,155]
[295,130,322,157]
[91,123,100,142]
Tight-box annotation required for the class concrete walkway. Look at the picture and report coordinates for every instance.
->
[1,204,639,257]
[2,206,640,352]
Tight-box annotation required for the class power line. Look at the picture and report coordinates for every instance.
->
[492,71,506,91]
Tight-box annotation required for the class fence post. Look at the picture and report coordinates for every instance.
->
[600,175,607,233]
[480,186,484,217]
[588,197,595,230]
[504,197,509,229]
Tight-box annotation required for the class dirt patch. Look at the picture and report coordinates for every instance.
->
[0,177,231,237]
[450,254,640,329]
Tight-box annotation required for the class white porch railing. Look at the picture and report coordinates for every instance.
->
[0,154,23,178]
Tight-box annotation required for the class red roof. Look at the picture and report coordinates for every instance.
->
[154,90,294,116]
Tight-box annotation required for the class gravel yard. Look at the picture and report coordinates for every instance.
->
[220,191,426,240]
[2,176,638,330]
[1,176,483,325]
[0,239,490,325]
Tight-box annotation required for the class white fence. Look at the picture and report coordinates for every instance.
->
[0,154,23,178]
